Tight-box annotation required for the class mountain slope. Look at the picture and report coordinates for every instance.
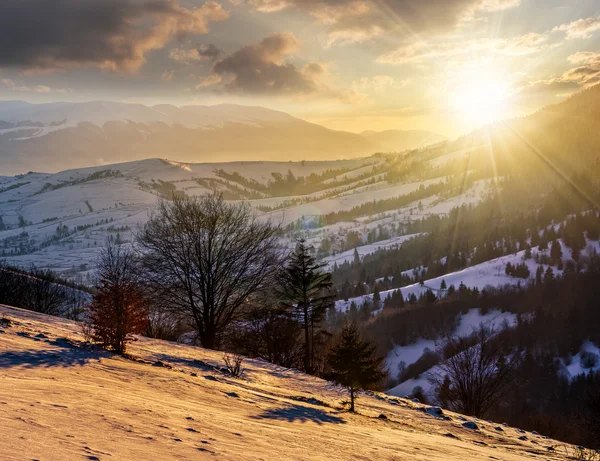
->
[361,129,447,152]
[0,305,572,460]
[439,83,600,180]
[0,101,439,175]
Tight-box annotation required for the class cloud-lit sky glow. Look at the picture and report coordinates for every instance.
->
[1,0,599,137]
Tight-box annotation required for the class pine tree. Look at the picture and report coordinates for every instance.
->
[353,247,360,266]
[536,265,544,285]
[327,322,387,412]
[279,239,334,374]
[373,287,381,303]
[543,266,555,284]
[550,240,562,262]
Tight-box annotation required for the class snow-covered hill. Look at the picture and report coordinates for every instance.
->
[0,101,446,174]
[0,156,488,280]
[0,304,574,460]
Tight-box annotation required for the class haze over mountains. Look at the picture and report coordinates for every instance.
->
[0,101,444,175]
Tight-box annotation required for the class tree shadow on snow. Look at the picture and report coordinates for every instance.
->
[0,339,101,369]
[149,353,216,372]
[253,404,346,425]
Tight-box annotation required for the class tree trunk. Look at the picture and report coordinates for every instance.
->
[303,305,311,374]
[350,386,355,412]
[201,326,217,350]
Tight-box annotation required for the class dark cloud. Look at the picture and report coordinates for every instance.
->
[0,0,228,72]
[248,0,521,44]
[197,44,223,61]
[211,32,322,95]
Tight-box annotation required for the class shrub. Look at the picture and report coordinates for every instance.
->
[86,245,148,354]
[223,352,244,377]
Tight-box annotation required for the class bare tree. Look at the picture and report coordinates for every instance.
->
[87,244,148,354]
[429,326,522,418]
[0,261,68,316]
[138,193,284,349]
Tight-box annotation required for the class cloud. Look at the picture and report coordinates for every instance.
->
[553,16,600,39]
[0,0,229,73]
[517,52,600,101]
[211,32,323,95]
[169,44,223,64]
[378,32,548,64]
[0,78,69,94]
[247,0,521,45]
[196,74,223,88]
[561,52,600,87]
[352,75,400,94]
[161,70,175,81]
[516,79,581,99]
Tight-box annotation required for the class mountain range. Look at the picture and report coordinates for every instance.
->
[0,101,445,175]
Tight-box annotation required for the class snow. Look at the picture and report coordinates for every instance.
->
[335,240,600,313]
[266,178,445,225]
[0,304,564,461]
[454,309,517,337]
[321,233,423,269]
[388,369,439,398]
[559,342,600,380]
[385,309,518,382]
[386,338,438,375]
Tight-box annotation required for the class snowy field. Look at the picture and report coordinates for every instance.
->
[0,157,491,280]
[321,233,423,269]
[0,305,573,460]
[266,178,445,225]
[335,239,600,312]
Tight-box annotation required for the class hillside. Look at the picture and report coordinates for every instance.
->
[443,84,600,180]
[1,84,600,451]
[0,304,574,461]
[361,130,447,152]
[0,101,446,175]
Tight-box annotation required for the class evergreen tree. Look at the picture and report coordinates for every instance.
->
[373,287,381,303]
[535,265,544,285]
[0,215,5,231]
[353,247,360,266]
[424,289,437,304]
[279,239,334,374]
[543,266,555,284]
[550,240,562,262]
[327,322,387,412]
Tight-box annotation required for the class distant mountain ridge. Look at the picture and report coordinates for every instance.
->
[0,101,445,174]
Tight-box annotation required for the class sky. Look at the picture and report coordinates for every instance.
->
[0,0,599,137]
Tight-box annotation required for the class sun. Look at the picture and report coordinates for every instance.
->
[451,77,511,125]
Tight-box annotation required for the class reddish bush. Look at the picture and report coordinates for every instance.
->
[87,244,148,354]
